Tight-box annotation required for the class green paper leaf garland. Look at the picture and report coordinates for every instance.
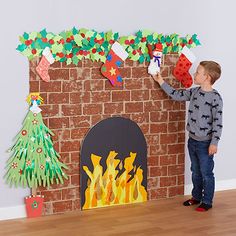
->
[17,28,201,65]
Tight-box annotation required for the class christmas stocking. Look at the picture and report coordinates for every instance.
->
[173,46,196,88]
[36,47,55,82]
[101,42,128,86]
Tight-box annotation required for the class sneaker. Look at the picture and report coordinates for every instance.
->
[183,198,201,206]
[196,203,212,212]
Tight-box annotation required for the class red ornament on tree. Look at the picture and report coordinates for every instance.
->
[21,130,27,136]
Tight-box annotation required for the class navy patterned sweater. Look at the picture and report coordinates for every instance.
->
[161,82,223,146]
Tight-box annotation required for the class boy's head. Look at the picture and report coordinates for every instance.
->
[199,61,221,85]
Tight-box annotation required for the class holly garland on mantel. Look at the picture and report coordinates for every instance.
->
[16,28,200,65]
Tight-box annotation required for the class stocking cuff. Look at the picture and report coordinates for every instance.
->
[111,42,128,61]
[181,46,196,63]
[42,47,55,64]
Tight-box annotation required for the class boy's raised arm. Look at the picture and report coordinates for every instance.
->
[152,74,192,102]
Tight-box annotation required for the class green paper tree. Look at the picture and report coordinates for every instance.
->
[5,93,68,189]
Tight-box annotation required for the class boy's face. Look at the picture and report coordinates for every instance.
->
[193,65,209,85]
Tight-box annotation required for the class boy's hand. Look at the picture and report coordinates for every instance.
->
[209,144,217,156]
[152,73,164,85]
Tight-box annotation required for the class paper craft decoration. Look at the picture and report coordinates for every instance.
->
[16,28,201,65]
[147,43,163,75]
[5,93,68,188]
[25,195,44,218]
[173,46,196,88]
[36,47,55,82]
[80,117,147,210]
[101,42,128,86]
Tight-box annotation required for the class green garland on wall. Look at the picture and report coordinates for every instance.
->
[17,28,200,65]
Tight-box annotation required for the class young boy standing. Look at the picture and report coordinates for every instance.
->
[152,61,223,212]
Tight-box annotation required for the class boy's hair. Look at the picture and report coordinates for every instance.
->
[200,61,221,85]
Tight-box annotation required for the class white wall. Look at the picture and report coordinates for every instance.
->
[0,0,235,219]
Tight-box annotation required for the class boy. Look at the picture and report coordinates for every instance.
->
[152,61,223,212]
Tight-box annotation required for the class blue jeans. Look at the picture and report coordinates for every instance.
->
[188,138,215,205]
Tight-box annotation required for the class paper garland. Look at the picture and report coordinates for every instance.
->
[16,28,200,65]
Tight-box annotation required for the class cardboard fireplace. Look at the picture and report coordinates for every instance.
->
[80,117,147,210]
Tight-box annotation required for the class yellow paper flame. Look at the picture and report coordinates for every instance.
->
[82,151,147,209]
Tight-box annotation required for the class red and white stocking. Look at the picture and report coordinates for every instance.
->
[173,46,196,88]
[36,47,55,82]
[101,42,128,86]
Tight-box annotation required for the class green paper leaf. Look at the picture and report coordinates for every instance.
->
[195,39,201,46]
[142,30,152,37]
[166,36,171,43]
[72,27,78,35]
[93,53,100,61]
[153,32,159,40]
[34,39,45,49]
[82,38,89,46]
[89,37,95,47]
[53,35,63,42]
[136,30,142,38]
[72,55,79,65]
[29,32,38,40]
[147,35,153,43]
[40,29,47,38]
[74,34,83,47]
[66,58,72,65]
[163,47,168,54]
[114,32,119,41]
[46,33,54,40]
[19,36,25,44]
[130,53,140,61]
[66,30,72,38]
[105,30,113,41]
[72,47,79,54]
[59,31,67,39]
[100,56,106,63]
[134,37,140,44]
[23,32,29,40]
[86,30,95,38]
[139,55,145,63]
[160,36,165,43]
[21,48,32,57]
[16,44,27,52]
[118,36,128,45]
[51,43,63,54]
[65,43,72,51]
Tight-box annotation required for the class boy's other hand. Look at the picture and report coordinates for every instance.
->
[209,144,217,156]
[152,73,164,85]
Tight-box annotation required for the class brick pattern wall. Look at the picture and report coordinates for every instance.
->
[29,54,186,215]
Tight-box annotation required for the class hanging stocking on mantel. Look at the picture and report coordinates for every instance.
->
[101,42,128,87]
[172,46,196,88]
[36,47,55,82]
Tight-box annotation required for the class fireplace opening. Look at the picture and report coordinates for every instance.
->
[80,117,147,209]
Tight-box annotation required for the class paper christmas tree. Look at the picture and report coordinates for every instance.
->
[5,93,68,188]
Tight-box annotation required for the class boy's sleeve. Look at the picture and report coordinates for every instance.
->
[211,94,223,146]
[161,82,192,101]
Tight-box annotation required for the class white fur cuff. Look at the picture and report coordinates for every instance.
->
[42,47,55,64]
